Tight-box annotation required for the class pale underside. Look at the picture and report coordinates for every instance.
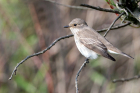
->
[74,37,98,59]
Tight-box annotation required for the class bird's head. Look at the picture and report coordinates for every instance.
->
[64,18,88,28]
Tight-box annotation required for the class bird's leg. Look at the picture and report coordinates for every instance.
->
[84,58,89,67]
[85,58,89,63]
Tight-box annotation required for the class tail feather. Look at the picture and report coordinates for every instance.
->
[103,53,116,61]
[108,49,134,59]
[107,54,116,61]
[121,52,134,59]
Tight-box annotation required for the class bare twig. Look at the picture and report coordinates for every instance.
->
[9,34,73,80]
[103,12,125,37]
[113,75,140,83]
[125,7,135,16]
[75,58,89,93]
[80,4,120,14]
[44,0,120,13]
[44,0,89,10]
[97,22,131,32]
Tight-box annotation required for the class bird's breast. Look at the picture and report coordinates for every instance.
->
[74,35,98,59]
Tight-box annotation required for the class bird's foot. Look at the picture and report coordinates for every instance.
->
[84,58,89,67]
[85,58,89,63]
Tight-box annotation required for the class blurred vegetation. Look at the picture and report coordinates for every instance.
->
[0,0,140,93]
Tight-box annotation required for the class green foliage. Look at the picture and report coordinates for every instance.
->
[15,76,37,93]
[32,64,48,93]
[90,71,105,85]
[90,59,105,85]
[105,0,116,6]
[0,0,42,93]
[89,58,100,68]
[27,35,38,46]
[0,85,8,93]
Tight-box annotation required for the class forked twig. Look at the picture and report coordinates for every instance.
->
[103,12,125,37]
[44,0,88,10]
[9,34,73,80]
[97,22,131,32]
[113,75,140,83]
[75,59,89,93]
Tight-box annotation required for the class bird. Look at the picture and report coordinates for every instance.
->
[64,18,134,61]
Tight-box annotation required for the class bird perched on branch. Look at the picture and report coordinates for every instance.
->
[64,18,134,61]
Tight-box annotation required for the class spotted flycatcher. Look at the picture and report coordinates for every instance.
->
[64,18,133,61]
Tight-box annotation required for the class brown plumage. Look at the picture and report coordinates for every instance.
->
[77,27,134,60]
[64,18,134,61]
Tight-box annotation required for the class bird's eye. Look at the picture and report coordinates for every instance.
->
[74,24,77,26]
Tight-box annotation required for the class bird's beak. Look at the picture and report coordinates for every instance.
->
[64,25,71,28]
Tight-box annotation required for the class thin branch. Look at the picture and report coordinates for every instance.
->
[44,0,89,10]
[113,75,140,83]
[75,59,89,93]
[103,12,125,37]
[80,4,120,14]
[9,34,73,80]
[97,22,131,32]
[44,0,120,13]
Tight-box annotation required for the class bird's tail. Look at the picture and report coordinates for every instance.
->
[104,53,116,61]
[121,52,134,59]
[107,54,116,61]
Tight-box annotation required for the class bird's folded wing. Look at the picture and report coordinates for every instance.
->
[77,29,107,53]
[78,31,115,61]
[79,37,107,54]
[77,28,133,59]
[79,36,115,61]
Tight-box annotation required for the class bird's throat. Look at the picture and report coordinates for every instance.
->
[70,27,80,35]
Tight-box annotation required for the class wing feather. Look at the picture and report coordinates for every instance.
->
[76,29,115,61]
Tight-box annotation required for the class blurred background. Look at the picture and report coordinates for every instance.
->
[0,0,140,93]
